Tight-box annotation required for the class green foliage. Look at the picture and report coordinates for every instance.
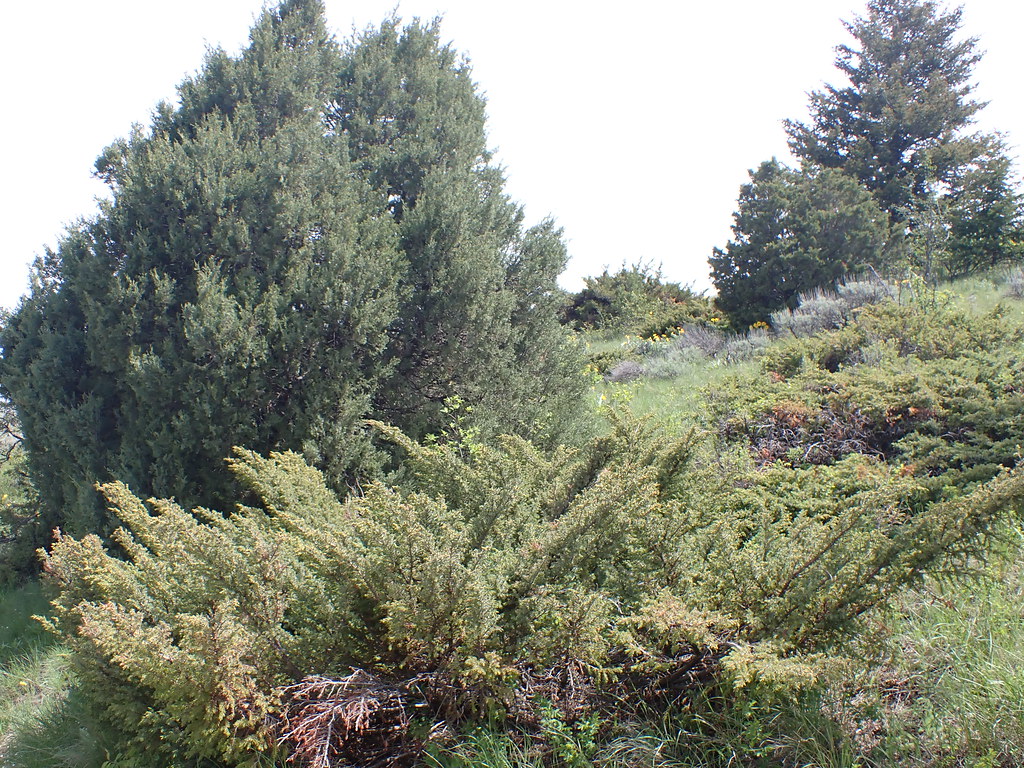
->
[337,17,587,448]
[40,407,1024,764]
[2,0,399,536]
[537,700,600,768]
[710,161,888,330]
[713,298,1024,495]
[0,1,585,541]
[0,443,43,587]
[786,0,1022,276]
[352,19,588,446]
[563,264,713,338]
[943,137,1024,277]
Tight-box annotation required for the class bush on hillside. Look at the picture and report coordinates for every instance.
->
[605,323,773,385]
[42,412,1024,765]
[770,278,894,337]
[602,277,892,388]
[562,264,713,337]
[1002,266,1024,300]
[713,300,1024,492]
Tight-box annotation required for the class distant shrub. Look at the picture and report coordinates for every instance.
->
[615,324,769,385]
[713,301,1024,494]
[583,350,627,377]
[42,413,1024,765]
[759,325,869,378]
[721,327,773,363]
[638,346,709,380]
[770,278,893,337]
[606,360,644,383]
[562,264,712,336]
[1003,266,1024,299]
[673,324,727,357]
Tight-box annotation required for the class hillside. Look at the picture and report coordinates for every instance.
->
[4,270,1024,767]
[3,1,1024,765]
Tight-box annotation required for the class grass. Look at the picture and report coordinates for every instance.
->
[603,359,757,425]
[0,581,114,768]
[928,269,1024,322]
[596,268,1024,431]
[869,526,1024,765]
[426,730,546,768]
[0,581,49,657]
[585,324,760,425]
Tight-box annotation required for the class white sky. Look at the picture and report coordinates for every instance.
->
[1,0,1021,311]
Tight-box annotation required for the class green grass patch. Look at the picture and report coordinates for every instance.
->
[0,581,51,660]
[0,581,114,768]
[818,526,1024,767]
[885,528,1024,763]
[622,359,758,424]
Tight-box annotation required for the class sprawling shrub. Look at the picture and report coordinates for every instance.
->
[714,300,1024,493]
[606,359,645,383]
[42,412,1024,765]
[770,278,893,337]
[673,324,728,357]
[562,264,713,337]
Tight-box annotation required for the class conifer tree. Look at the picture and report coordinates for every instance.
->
[711,161,887,330]
[0,2,585,538]
[0,0,400,533]
[785,0,1021,272]
[335,19,586,444]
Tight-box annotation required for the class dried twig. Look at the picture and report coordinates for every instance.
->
[277,671,418,768]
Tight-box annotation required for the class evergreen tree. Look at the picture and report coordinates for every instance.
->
[334,19,586,444]
[1,0,400,534]
[943,135,1024,275]
[0,2,585,538]
[785,0,1021,272]
[711,161,887,330]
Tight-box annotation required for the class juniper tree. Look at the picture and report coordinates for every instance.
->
[711,161,888,330]
[3,0,400,534]
[785,0,1022,273]
[0,1,585,539]
[335,19,586,444]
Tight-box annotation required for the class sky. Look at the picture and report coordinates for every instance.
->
[2,0,1023,311]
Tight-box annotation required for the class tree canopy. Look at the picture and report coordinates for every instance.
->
[785,0,1021,274]
[713,0,1022,328]
[0,0,584,537]
[711,161,888,330]
[335,19,585,443]
[786,0,984,217]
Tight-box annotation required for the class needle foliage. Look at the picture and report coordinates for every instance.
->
[0,0,584,540]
